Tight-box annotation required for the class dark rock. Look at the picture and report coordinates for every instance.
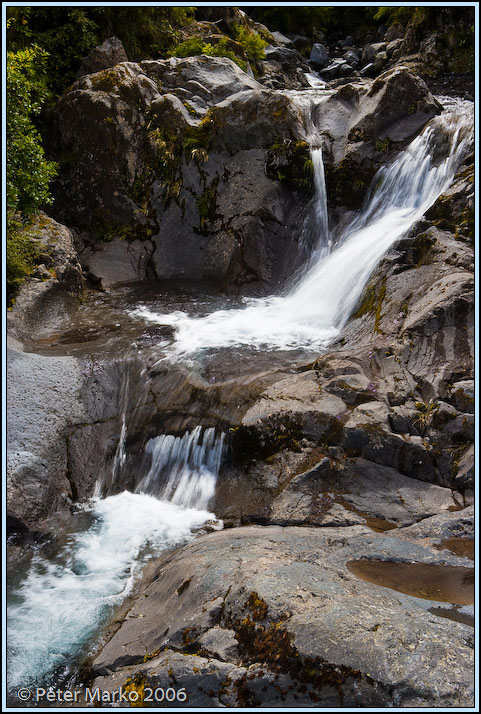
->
[373,50,389,73]
[360,62,375,77]
[384,23,404,42]
[264,46,305,70]
[309,43,329,68]
[77,36,128,78]
[320,59,354,80]
[386,38,404,58]
[338,35,353,48]
[361,42,386,65]
[343,50,360,68]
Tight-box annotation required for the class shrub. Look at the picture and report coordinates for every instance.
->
[7,43,57,217]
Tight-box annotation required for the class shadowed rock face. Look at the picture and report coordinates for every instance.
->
[50,57,439,292]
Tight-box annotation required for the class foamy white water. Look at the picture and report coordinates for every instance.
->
[7,492,216,690]
[131,99,472,356]
[136,426,225,509]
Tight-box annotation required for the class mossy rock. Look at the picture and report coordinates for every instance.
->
[352,276,387,333]
[265,138,314,195]
[324,159,377,210]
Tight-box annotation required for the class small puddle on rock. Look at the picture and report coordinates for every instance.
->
[437,537,474,561]
[428,606,474,628]
[346,560,474,605]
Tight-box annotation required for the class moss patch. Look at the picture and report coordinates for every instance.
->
[265,138,314,195]
[352,276,387,333]
[228,592,380,704]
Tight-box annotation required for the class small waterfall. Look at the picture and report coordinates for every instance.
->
[136,427,225,509]
[132,98,473,355]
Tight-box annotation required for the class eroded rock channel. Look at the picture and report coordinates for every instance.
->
[7,15,474,709]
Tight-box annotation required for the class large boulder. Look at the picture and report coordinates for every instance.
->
[7,213,84,342]
[52,56,310,291]
[89,517,474,707]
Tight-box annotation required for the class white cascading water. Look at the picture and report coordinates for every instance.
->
[131,98,473,356]
[7,427,224,692]
[136,427,225,508]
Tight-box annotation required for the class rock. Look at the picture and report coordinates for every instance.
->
[52,56,309,291]
[347,67,441,145]
[264,46,305,70]
[79,238,155,288]
[90,524,474,707]
[241,370,347,446]
[77,37,128,78]
[453,445,474,491]
[320,59,354,80]
[309,43,329,68]
[198,626,240,661]
[338,35,353,48]
[384,23,404,42]
[271,31,293,47]
[361,42,386,65]
[373,50,389,73]
[291,35,311,53]
[343,50,360,68]
[7,213,84,342]
[386,37,404,57]
[359,62,375,77]
[7,340,86,527]
[449,380,474,413]
[269,454,462,528]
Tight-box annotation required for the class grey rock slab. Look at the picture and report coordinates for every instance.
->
[7,341,87,526]
[80,238,155,288]
[91,525,474,707]
[272,455,461,529]
[141,55,261,107]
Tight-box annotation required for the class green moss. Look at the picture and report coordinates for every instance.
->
[6,217,41,304]
[324,159,376,209]
[123,675,146,707]
[196,176,219,235]
[352,276,386,333]
[266,138,314,195]
[89,68,119,92]
[228,592,378,704]
[375,137,392,153]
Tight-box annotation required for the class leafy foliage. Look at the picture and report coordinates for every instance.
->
[6,40,58,302]
[231,25,267,62]
[169,37,248,72]
[6,217,41,303]
[6,7,195,96]
[7,43,57,217]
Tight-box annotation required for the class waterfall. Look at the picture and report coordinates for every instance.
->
[136,427,225,509]
[8,424,224,690]
[297,145,331,260]
[131,97,473,355]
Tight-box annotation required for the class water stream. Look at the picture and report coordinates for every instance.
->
[7,429,224,693]
[132,97,473,356]
[7,93,473,697]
